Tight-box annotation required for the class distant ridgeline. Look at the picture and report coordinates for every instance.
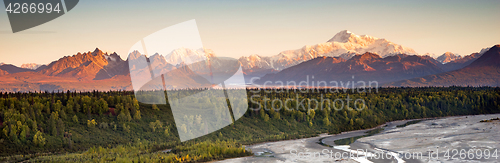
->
[0,87,499,162]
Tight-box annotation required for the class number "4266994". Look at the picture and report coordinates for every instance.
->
[5,3,61,14]
[443,149,498,160]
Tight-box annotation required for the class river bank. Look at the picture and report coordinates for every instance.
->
[215,114,500,163]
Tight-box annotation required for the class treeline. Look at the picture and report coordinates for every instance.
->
[246,86,500,133]
[0,87,499,162]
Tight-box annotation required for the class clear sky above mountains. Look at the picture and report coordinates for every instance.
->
[0,0,499,66]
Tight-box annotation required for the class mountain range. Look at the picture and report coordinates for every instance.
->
[38,49,129,80]
[0,30,498,92]
[238,30,417,77]
[253,53,443,86]
[0,48,132,92]
[252,46,493,87]
[387,45,500,87]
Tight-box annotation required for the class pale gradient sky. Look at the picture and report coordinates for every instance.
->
[0,0,499,66]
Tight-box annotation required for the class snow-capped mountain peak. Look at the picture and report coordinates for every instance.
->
[479,47,491,55]
[239,30,417,71]
[164,47,214,65]
[20,63,44,70]
[436,52,462,64]
[248,54,262,60]
[328,30,355,43]
[327,30,379,46]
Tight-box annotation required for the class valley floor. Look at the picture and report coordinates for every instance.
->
[216,114,500,163]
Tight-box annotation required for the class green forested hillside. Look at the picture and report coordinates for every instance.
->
[0,87,499,162]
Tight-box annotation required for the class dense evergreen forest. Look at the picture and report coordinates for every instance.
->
[0,87,499,162]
